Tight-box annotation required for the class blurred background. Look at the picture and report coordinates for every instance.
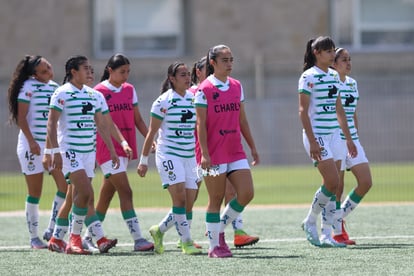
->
[0,1,413,182]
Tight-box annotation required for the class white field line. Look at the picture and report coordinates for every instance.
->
[1,235,414,251]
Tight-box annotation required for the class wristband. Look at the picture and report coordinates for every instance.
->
[52,148,60,154]
[121,140,129,147]
[44,148,52,155]
[139,155,148,166]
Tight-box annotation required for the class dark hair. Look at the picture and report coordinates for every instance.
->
[303,36,336,72]
[100,53,130,81]
[334,47,346,63]
[191,56,207,85]
[160,61,186,94]
[7,55,43,125]
[63,55,88,84]
[206,44,230,77]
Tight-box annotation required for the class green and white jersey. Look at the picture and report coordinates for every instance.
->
[298,66,341,136]
[50,83,108,153]
[150,89,196,158]
[17,78,59,142]
[339,76,359,140]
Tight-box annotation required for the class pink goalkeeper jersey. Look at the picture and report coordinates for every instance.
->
[95,82,138,164]
[195,76,246,165]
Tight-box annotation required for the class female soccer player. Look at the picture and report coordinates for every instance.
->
[329,47,373,244]
[195,45,260,258]
[93,54,154,252]
[7,55,67,249]
[137,61,201,255]
[44,55,119,254]
[298,36,357,247]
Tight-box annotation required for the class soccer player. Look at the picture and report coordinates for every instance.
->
[195,45,260,258]
[298,36,357,247]
[191,56,259,249]
[329,47,373,244]
[137,61,201,255]
[7,55,67,249]
[91,53,154,252]
[44,55,118,254]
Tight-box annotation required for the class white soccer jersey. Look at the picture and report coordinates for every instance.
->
[50,83,108,153]
[339,76,359,140]
[298,66,341,136]
[151,89,196,158]
[17,78,59,142]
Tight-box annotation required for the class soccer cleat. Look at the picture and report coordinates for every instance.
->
[42,228,53,242]
[301,220,321,247]
[149,225,164,254]
[320,234,347,248]
[66,234,91,255]
[176,239,202,249]
[333,233,356,245]
[48,237,67,253]
[181,241,202,255]
[82,236,99,253]
[208,246,233,258]
[97,237,118,253]
[219,232,232,256]
[234,229,259,248]
[30,237,48,249]
[134,238,154,251]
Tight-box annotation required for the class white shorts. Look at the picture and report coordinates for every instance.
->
[341,139,369,170]
[100,157,129,178]
[16,138,46,175]
[155,151,199,190]
[216,159,250,175]
[303,129,346,166]
[61,150,96,179]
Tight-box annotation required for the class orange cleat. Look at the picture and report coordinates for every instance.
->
[48,237,67,253]
[333,233,356,245]
[66,234,91,255]
[97,237,118,253]
[234,229,259,248]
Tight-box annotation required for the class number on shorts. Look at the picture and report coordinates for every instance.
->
[162,160,174,171]
[65,150,76,160]
[25,151,34,161]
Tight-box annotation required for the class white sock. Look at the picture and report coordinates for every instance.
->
[71,213,85,236]
[159,210,174,233]
[88,220,105,242]
[232,214,243,230]
[125,217,143,240]
[174,213,191,243]
[305,186,332,224]
[220,204,241,232]
[321,197,335,237]
[26,201,39,239]
[46,193,65,231]
[53,223,68,240]
[206,222,220,249]
[341,197,359,218]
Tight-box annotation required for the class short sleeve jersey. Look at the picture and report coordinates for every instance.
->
[49,82,108,153]
[17,78,59,142]
[151,89,196,158]
[298,66,341,136]
[339,76,359,140]
[194,75,246,165]
[94,80,138,164]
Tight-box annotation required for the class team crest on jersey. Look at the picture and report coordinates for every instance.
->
[168,171,176,181]
[70,159,79,168]
[27,161,35,172]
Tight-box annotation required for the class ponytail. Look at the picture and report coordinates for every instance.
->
[302,36,336,72]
